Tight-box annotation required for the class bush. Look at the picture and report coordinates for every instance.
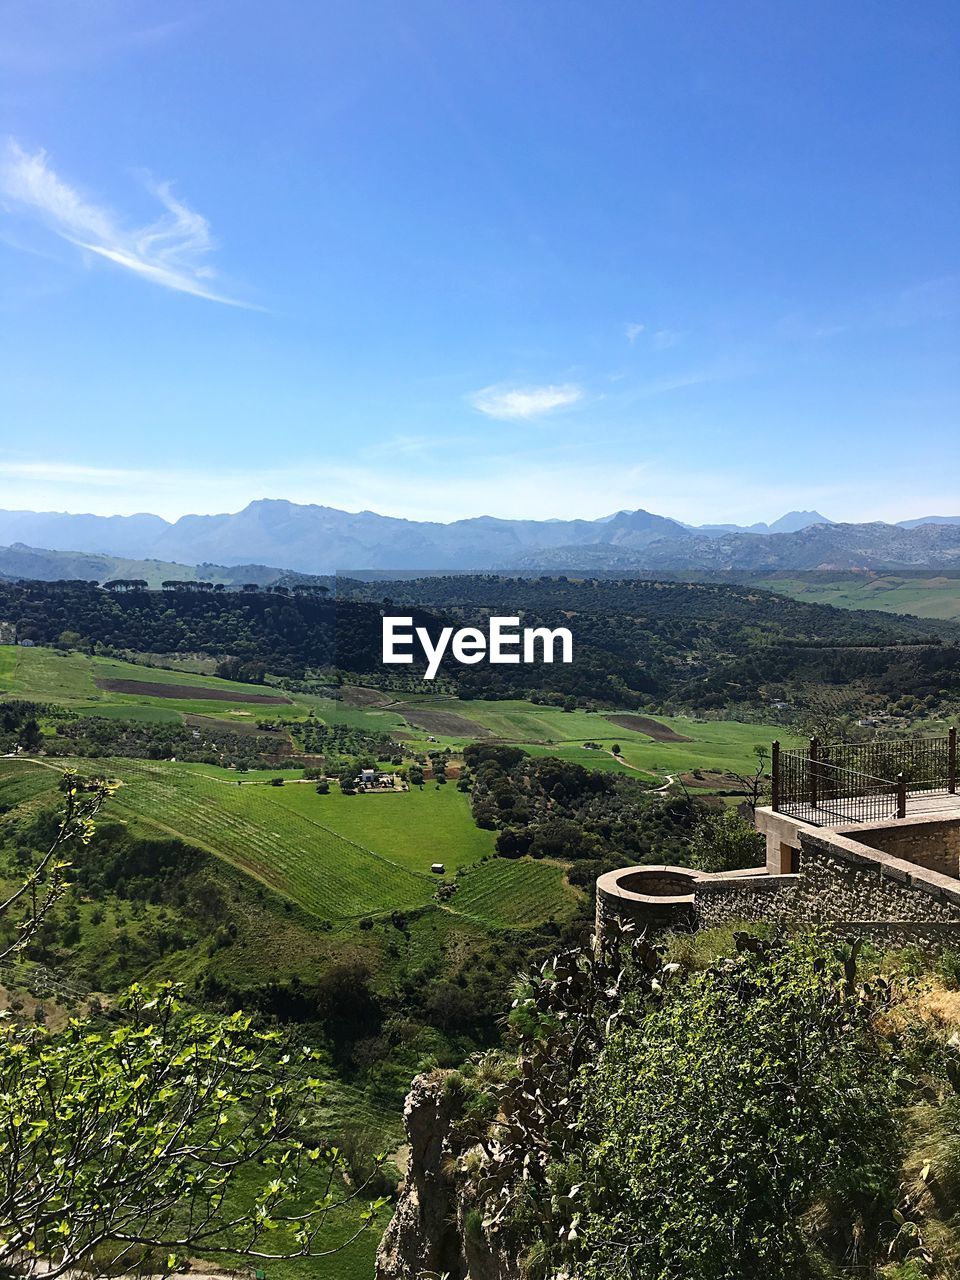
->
[688,807,765,873]
[574,935,902,1280]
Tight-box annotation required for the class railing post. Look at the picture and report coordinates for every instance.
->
[809,737,819,810]
[771,741,780,812]
[949,726,957,795]
[896,772,907,820]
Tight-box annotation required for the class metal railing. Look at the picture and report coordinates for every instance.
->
[771,729,957,826]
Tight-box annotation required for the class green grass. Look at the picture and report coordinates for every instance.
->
[759,573,960,621]
[521,741,658,779]
[608,716,798,778]
[0,757,61,808]
[0,755,566,935]
[449,857,580,929]
[0,646,100,702]
[304,695,410,733]
[0,648,312,721]
[2,649,794,788]
[0,757,498,921]
[393,695,608,743]
[277,782,496,874]
[0,647,17,685]
[108,762,438,919]
[383,695,795,782]
[73,701,184,723]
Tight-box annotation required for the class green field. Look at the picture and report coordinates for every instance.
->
[450,857,580,929]
[383,695,794,779]
[0,643,796,945]
[2,647,796,788]
[759,573,960,621]
[0,758,582,933]
[0,647,302,718]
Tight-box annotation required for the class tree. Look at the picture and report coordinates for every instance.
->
[0,771,114,962]
[574,935,901,1280]
[338,762,358,795]
[0,985,384,1277]
[0,777,385,1276]
[688,807,765,874]
[17,717,43,754]
[731,743,770,817]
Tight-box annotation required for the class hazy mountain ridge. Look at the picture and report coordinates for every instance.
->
[0,501,958,575]
[0,542,327,589]
[518,521,960,572]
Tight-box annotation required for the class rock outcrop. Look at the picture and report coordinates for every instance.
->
[376,1072,521,1280]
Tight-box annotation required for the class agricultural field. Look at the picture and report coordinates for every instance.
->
[2,646,796,786]
[383,694,794,780]
[757,572,960,621]
[450,857,581,929]
[0,644,793,948]
[0,757,585,934]
[0,646,300,718]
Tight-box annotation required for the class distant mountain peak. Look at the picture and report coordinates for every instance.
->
[766,510,834,534]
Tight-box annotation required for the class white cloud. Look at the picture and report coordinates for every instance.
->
[469,383,584,421]
[0,139,254,307]
[625,322,644,343]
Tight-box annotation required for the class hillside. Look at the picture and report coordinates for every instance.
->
[517,520,960,572]
[0,542,331,589]
[3,575,959,716]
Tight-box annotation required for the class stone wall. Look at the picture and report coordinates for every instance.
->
[595,820,960,947]
[694,871,800,928]
[595,865,697,935]
[792,828,960,938]
[838,815,960,879]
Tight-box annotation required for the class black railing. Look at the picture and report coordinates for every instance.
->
[772,729,956,826]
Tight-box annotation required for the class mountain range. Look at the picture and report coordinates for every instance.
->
[1,501,960,577]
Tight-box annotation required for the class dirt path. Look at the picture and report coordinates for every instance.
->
[607,750,677,792]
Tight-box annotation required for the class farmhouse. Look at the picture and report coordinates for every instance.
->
[598,730,960,948]
[355,769,402,792]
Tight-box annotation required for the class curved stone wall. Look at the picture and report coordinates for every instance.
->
[595,863,779,938]
[596,865,699,934]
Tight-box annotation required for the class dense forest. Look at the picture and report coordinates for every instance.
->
[464,743,702,884]
[3,577,959,713]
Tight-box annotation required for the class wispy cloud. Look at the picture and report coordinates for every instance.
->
[625,322,644,343]
[469,383,584,421]
[776,274,960,344]
[0,139,254,307]
[651,328,683,350]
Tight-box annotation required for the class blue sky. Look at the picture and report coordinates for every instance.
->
[0,0,957,525]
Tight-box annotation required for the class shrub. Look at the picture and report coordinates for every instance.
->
[574,935,902,1280]
[689,807,764,873]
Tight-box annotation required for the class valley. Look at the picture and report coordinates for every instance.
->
[1,574,958,1279]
